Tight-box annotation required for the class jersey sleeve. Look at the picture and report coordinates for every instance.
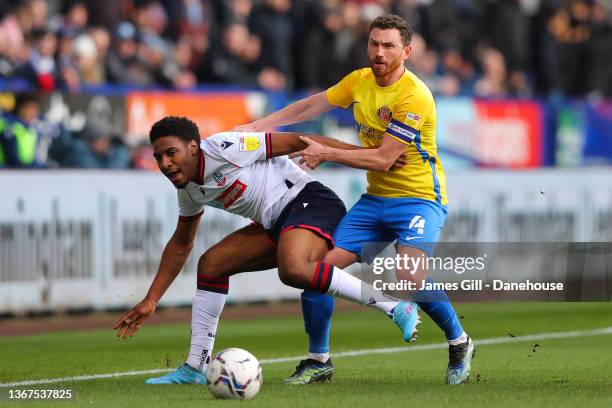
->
[385,87,434,145]
[326,70,360,109]
[177,189,204,222]
[205,131,271,167]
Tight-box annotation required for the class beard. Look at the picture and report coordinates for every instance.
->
[370,57,404,77]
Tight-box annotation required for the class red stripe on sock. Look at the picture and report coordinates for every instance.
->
[197,274,229,283]
[319,263,331,292]
[196,281,229,290]
[312,261,321,290]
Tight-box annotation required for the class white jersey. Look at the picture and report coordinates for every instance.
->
[177,132,313,229]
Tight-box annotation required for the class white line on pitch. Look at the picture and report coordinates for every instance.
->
[1,326,611,388]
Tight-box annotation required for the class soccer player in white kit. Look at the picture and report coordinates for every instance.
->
[114,116,420,384]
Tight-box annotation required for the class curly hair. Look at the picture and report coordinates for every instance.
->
[368,14,413,46]
[149,116,200,144]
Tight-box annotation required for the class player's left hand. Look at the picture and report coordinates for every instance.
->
[289,136,328,169]
[114,298,157,339]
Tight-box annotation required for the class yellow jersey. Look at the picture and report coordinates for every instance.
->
[326,68,447,205]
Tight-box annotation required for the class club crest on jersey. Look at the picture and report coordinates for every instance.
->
[377,106,393,123]
[213,170,226,186]
[239,136,260,151]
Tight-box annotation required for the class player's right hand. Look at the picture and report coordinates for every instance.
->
[114,298,157,339]
[391,152,409,170]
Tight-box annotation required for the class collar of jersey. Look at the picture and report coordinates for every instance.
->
[372,68,408,91]
[197,148,205,184]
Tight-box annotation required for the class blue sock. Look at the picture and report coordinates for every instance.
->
[301,290,334,354]
[413,277,464,341]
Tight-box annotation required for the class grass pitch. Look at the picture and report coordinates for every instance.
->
[1,302,611,407]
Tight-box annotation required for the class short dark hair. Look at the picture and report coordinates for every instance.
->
[368,14,412,46]
[149,116,200,144]
[12,93,40,114]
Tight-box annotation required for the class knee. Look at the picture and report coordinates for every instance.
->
[198,250,228,278]
[396,266,427,283]
[277,259,308,288]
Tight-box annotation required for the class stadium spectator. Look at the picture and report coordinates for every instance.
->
[73,33,105,85]
[84,0,122,29]
[48,117,131,168]
[105,21,150,86]
[90,26,111,65]
[547,0,593,96]
[587,1,612,97]
[61,0,89,34]
[437,47,473,96]
[225,0,253,25]
[171,0,215,77]
[406,33,449,95]
[300,5,348,91]
[205,23,262,88]
[56,25,80,91]
[21,28,59,91]
[473,46,508,98]
[249,0,293,89]
[169,36,198,89]
[28,0,49,31]
[0,5,29,79]
[0,93,47,168]
[336,1,367,72]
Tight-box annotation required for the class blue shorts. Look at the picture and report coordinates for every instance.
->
[333,194,447,261]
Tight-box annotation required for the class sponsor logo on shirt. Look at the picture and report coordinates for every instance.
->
[220,141,234,150]
[239,136,261,151]
[213,170,226,186]
[217,179,247,208]
[358,123,377,139]
[406,112,421,122]
[377,106,393,123]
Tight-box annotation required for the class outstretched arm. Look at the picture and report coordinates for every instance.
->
[290,134,407,172]
[267,132,361,157]
[268,132,408,170]
[114,216,201,338]
[235,92,333,132]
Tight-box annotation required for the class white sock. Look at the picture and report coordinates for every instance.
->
[186,289,227,372]
[448,331,468,346]
[326,265,399,315]
[308,352,330,363]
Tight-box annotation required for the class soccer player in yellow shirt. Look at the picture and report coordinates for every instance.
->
[236,14,474,385]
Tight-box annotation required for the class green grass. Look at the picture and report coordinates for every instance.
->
[1,302,612,407]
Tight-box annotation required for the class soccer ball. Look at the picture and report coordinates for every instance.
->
[206,348,262,400]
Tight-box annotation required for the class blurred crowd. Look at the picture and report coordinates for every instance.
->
[0,93,136,169]
[0,0,611,98]
[2,0,612,170]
